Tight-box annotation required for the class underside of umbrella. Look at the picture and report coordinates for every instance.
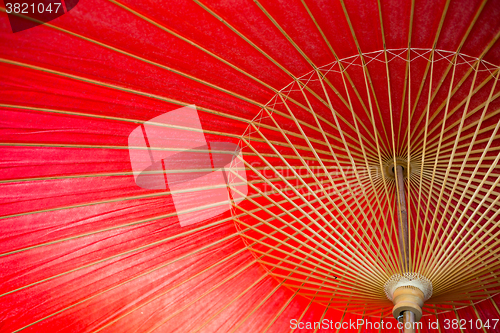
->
[1,0,499,332]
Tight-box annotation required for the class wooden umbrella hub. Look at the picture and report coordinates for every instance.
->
[384,273,433,322]
[379,157,419,181]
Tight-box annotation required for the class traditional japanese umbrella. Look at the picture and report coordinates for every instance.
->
[0,0,499,332]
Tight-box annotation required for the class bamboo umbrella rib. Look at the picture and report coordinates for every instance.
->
[191,0,380,153]
[105,0,275,94]
[0,103,246,139]
[0,164,345,184]
[188,273,269,333]
[242,138,391,278]
[7,1,373,158]
[191,0,300,80]
[209,232,339,333]
[308,72,386,231]
[311,305,337,333]
[416,71,500,152]
[422,59,484,272]
[246,164,389,227]
[284,86,398,270]
[439,281,500,301]
[292,294,387,304]
[423,230,500,296]
[406,2,416,274]
[271,88,394,271]
[407,172,498,260]
[8,232,250,333]
[469,301,497,322]
[233,187,370,281]
[348,304,391,317]
[0,206,247,298]
[277,280,382,300]
[232,171,387,285]
[310,306,334,332]
[411,173,499,223]
[420,174,500,227]
[2,11,272,119]
[254,0,384,155]
[288,294,319,333]
[410,187,484,278]
[411,27,500,145]
[377,0,413,272]
[239,217,376,295]
[294,78,389,234]
[238,221,350,283]
[261,291,299,333]
[336,48,402,271]
[225,240,333,333]
[491,297,500,317]
[423,154,499,163]
[429,187,500,286]
[0,60,252,126]
[453,310,466,333]
[419,169,500,191]
[247,253,341,290]
[315,67,385,156]
[410,119,496,274]
[231,175,394,286]
[425,300,470,307]
[423,128,500,275]
[0,207,234,258]
[292,10,388,159]
[106,209,338,333]
[432,278,500,302]
[414,67,500,153]
[4,174,354,297]
[252,0,313,66]
[438,213,500,282]
[234,192,356,282]
[317,66,401,272]
[264,230,350,308]
[0,160,362,223]
[253,118,346,227]
[413,33,492,145]
[418,54,461,268]
[415,50,438,272]
[23,180,354,327]
[0,178,294,256]
[257,106,380,251]
[0,141,353,167]
[257,247,379,293]
[428,124,499,160]
[0,106,364,165]
[428,133,500,157]
[402,0,451,149]
[256,286,298,333]
[123,259,264,333]
[339,0,391,151]
[262,79,381,159]
[0,64,371,163]
[396,0,415,156]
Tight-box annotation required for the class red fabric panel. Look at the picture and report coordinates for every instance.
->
[0,0,499,332]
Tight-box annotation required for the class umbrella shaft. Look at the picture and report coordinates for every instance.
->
[395,165,409,272]
[403,311,416,333]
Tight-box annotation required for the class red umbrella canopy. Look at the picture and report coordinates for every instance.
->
[1,0,500,332]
